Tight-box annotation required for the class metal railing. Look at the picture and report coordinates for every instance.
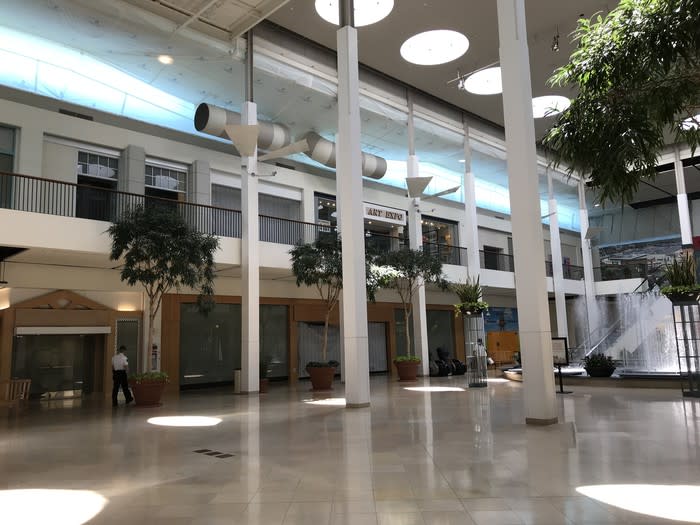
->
[479,250,515,272]
[0,171,242,237]
[545,261,585,280]
[422,240,467,266]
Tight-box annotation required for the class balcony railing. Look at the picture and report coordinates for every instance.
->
[480,250,515,272]
[545,261,585,280]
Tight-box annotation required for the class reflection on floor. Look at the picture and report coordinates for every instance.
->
[1,376,699,525]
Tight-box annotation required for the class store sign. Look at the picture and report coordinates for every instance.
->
[363,203,406,225]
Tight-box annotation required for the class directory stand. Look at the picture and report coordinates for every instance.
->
[552,337,571,394]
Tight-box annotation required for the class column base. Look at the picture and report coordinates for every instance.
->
[238,390,260,395]
[525,417,558,426]
[346,402,370,408]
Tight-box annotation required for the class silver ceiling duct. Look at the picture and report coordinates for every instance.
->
[304,132,387,180]
[194,103,291,150]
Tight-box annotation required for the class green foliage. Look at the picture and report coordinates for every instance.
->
[108,204,219,368]
[306,360,340,368]
[664,253,697,286]
[108,204,219,313]
[582,353,617,375]
[130,371,169,384]
[373,249,447,357]
[453,275,489,315]
[393,355,421,364]
[543,0,700,204]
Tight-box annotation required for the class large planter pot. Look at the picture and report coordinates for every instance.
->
[585,366,616,378]
[306,366,336,391]
[132,381,166,407]
[394,360,421,382]
[664,291,700,304]
[259,378,269,393]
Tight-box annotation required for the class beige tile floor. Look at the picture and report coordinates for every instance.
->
[1,376,700,525]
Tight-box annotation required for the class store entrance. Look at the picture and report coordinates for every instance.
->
[12,334,105,399]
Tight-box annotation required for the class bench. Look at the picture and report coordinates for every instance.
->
[0,379,32,410]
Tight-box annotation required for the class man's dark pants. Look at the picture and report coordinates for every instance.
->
[112,370,133,406]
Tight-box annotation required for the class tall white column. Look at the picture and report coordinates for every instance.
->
[461,123,481,276]
[497,0,557,424]
[578,179,598,340]
[407,157,430,374]
[674,147,693,247]
[337,20,370,408]
[547,172,568,339]
[241,100,260,393]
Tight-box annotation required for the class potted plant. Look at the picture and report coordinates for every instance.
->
[660,253,700,303]
[453,275,489,316]
[373,249,447,381]
[290,236,379,390]
[108,204,219,401]
[129,371,169,406]
[583,353,617,378]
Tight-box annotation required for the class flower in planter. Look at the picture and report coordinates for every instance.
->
[452,276,489,317]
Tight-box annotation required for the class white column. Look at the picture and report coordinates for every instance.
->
[547,173,568,339]
[461,124,481,276]
[578,179,598,340]
[241,100,260,393]
[674,148,693,247]
[337,23,370,408]
[407,156,430,375]
[497,0,557,424]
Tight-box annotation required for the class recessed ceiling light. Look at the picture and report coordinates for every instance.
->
[315,0,394,27]
[532,95,570,118]
[158,54,174,65]
[681,114,700,131]
[458,159,465,163]
[464,66,502,95]
[400,30,469,66]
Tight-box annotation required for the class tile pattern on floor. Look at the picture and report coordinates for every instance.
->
[1,377,699,525]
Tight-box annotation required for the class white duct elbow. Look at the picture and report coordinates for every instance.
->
[194,103,291,150]
[304,132,387,180]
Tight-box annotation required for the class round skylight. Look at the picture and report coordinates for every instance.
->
[532,95,571,118]
[400,30,469,66]
[681,114,700,131]
[464,66,502,95]
[315,0,394,27]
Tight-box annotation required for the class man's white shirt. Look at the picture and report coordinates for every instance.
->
[112,353,128,371]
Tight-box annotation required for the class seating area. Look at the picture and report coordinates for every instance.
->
[0,378,31,410]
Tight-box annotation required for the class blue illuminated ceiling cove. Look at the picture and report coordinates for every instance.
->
[0,22,579,231]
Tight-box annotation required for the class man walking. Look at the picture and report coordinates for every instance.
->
[112,345,134,407]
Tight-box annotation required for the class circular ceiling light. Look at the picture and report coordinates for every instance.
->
[157,54,174,65]
[400,30,469,66]
[464,66,502,95]
[315,0,394,27]
[532,95,570,118]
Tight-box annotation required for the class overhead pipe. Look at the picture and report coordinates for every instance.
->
[304,132,387,180]
[194,103,291,150]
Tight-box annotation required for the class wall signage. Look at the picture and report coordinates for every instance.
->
[363,203,406,226]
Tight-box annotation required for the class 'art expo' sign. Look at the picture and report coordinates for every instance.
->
[363,203,406,226]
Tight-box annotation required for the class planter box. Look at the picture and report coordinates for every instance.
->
[132,381,166,407]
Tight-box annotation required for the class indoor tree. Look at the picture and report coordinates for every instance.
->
[373,249,448,361]
[543,0,700,204]
[108,204,219,371]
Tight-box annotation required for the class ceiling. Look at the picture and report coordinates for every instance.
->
[270,0,616,137]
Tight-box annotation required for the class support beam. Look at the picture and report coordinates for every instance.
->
[578,179,598,342]
[547,172,568,339]
[674,147,693,247]
[497,0,557,425]
[337,1,370,408]
[461,122,481,276]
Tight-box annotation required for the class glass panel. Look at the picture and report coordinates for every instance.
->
[116,319,139,374]
[180,303,241,386]
[368,322,388,372]
[212,184,241,210]
[260,305,288,378]
[297,321,340,377]
[0,125,14,155]
[0,153,12,172]
[427,310,454,360]
[11,334,104,398]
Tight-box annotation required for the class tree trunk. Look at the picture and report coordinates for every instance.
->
[322,309,330,362]
[404,306,412,357]
[148,306,156,372]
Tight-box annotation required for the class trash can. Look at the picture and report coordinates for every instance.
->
[233,369,241,394]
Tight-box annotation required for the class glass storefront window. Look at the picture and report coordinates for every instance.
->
[427,310,455,360]
[180,303,241,386]
[260,305,288,378]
